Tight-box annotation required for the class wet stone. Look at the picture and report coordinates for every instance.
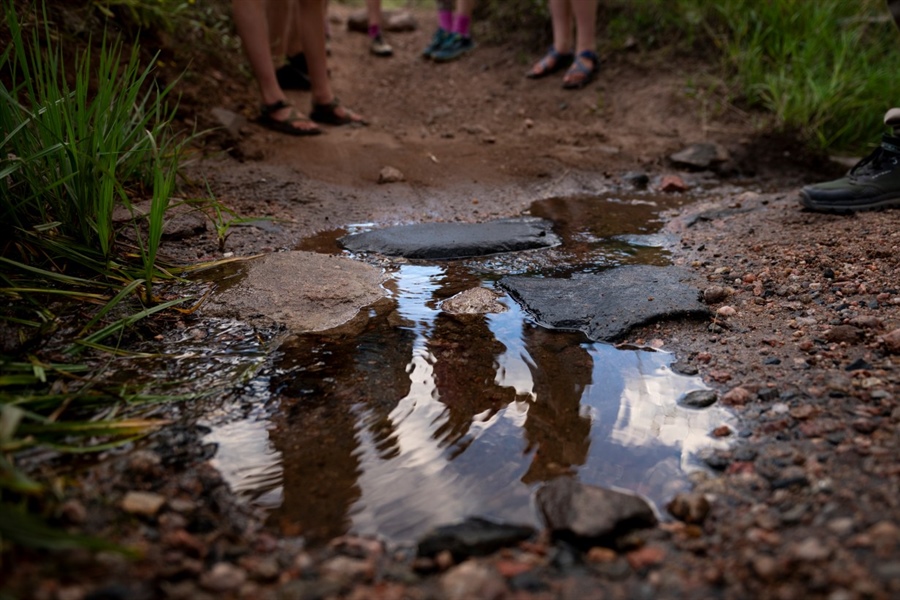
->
[667,493,711,524]
[204,251,386,333]
[669,142,729,170]
[377,166,405,184]
[439,561,507,600]
[670,359,699,375]
[339,217,560,260]
[440,287,507,315]
[500,266,708,342]
[536,478,658,547]
[678,389,718,409]
[416,517,535,561]
[121,491,166,517]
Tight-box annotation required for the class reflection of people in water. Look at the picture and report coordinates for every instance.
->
[427,318,518,454]
[518,326,594,483]
[266,301,415,544]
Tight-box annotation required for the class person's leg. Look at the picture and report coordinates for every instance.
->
[297,0,367,124]
[431,0,476,61]
[571,0,597,57]
[562,0,599,89]
[366,0,393,56]
[232,0,319,134]
[452,0,473,36]
[270,0,312,90]
[526,0,574,78]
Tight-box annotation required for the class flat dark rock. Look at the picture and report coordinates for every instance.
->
[416,517,535,561]
[499,265,708,342]
[339,218,560,260]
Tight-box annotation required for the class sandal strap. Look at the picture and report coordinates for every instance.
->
[261,99,292,117]
[312,97,341,111]
[575,50,598,64]
[535,47,572,72]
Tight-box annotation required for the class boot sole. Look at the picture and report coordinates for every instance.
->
[799,190,900,213]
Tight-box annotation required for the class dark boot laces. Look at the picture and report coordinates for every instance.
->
[849,135,900,178]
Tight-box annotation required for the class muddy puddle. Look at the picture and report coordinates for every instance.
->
[203,193,736,547]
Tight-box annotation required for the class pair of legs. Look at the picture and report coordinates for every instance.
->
[422,0,476,61]
[232,0,364,135]
[527,0,599,89]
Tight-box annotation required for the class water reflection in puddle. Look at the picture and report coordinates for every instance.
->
[205,194,733,546]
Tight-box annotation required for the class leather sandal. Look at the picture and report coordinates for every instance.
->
[526,47,574,79]
[259,100,322,136]
[309,98,368,127]
[562,50,599,90]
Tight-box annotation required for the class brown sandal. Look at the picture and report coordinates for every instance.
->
[259,100,322,136]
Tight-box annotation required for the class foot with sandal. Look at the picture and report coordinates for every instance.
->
[526,0,599,90]
[234,0,368,137]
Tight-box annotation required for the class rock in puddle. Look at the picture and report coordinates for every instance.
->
[417,517,536,562]
[536,478,658,547]
[339,217,560,260]
[500,265,709,342]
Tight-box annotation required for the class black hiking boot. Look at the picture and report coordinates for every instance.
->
[800,109,900,212]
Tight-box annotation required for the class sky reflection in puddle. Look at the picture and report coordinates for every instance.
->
[206,263,734,546]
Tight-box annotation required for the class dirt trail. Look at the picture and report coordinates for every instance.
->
[179,5,796,264]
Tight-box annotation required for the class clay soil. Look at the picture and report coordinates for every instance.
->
[4,4,900,600]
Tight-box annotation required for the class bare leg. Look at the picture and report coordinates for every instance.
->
[232,0,319,133]
[267,0,292,59]
[454,0,474,18]
[296,0,367,123]
[572,0,598,57]
[232,0,283,107]
[366,0,382,31]
[551,0,573,54]
[562,0,599,88]
[526,0,572,77]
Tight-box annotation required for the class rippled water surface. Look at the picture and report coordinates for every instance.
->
[205,194,734,546]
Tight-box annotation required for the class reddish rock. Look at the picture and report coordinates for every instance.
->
[626,545,666,569]
[709,370,732,383]
[722,386,753,405]
[660,174,689,193]
[883,328,900,354]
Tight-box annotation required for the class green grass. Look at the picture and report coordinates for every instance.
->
[478,0,900,154]
[0,0,199,550]
[604,0,900,153]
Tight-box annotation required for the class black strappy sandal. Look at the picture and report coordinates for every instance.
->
[259,100,322,136]
[309,98,368,127]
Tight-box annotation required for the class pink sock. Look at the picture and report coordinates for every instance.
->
[453,14,471,37]
[368,24,380,38]
[438,10,453,31]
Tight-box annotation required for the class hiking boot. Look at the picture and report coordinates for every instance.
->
[800,107,900,212]
[800,134,900,212]
[422,28,450,59]
[370,34,394,57]
[431,34,475,63]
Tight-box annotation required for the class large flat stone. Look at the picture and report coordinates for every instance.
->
[339,218,560,260]
[499,265,708,342]
[203,251,386,333]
